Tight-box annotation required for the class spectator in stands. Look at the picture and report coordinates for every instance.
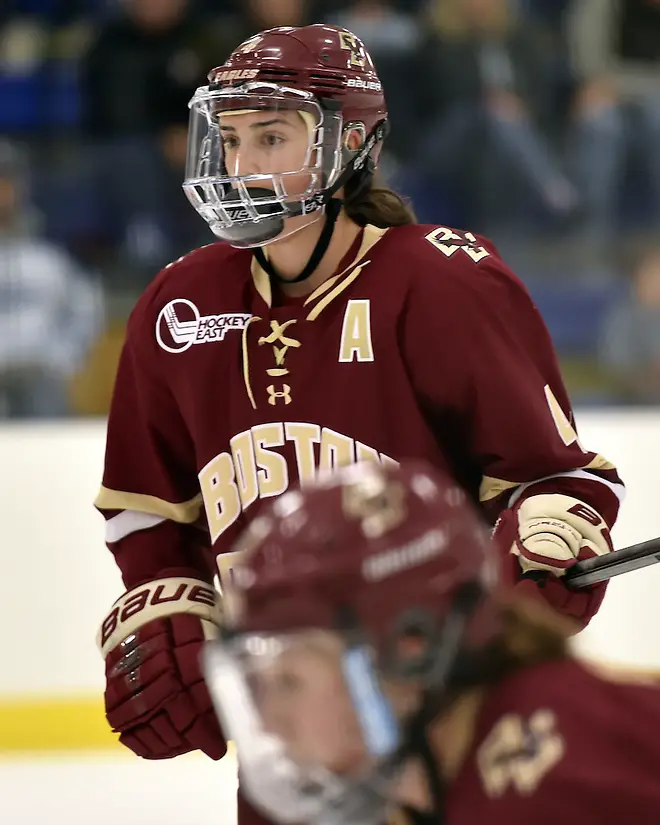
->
[74,0,233,281]
[0,0,96,27]
[568,0,660,246]
[324,0,421,55]
[410,0,577,235]
[240,0,313,29]
[518,0,574,32]
[323,0,422,164]
[82,0,224,139]
[0,140,103,419]
[599,243,660,405]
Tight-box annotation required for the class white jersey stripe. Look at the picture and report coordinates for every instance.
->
[508,469,625,508]
[106,510,166,543]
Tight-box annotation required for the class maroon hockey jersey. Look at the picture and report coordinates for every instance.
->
[95,224,623,618]
[440,657,660,824]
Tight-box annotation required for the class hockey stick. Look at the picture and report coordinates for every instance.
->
[565,536,660,588]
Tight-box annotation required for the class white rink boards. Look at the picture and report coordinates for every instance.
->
[0,751,238,825]
[2,413,660,701]
[1,413,660,825]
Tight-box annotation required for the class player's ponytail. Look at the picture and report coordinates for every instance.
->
[437,597,570,705]
[344,171,417,228]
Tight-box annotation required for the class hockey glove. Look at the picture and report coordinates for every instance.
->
[494,494,613,626]
[97,577,227,760]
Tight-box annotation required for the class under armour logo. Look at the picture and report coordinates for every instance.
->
[267,384,292,405]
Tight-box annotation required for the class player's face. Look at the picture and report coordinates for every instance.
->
[251,631,370,775]
[219,109,312,198]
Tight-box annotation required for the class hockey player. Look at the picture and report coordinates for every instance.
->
[95,23,623,825]
[204,460,660,825]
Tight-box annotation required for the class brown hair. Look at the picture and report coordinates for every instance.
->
[344,171,417,228]
[447,596,573,696]
[493,597,573,669]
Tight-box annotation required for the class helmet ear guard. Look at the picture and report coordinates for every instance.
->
[339,121,376,208]
[326,115,389,201]
[340,121,367,164]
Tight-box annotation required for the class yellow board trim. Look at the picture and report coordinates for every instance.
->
[0,696,119,753]
[0,696,239,757]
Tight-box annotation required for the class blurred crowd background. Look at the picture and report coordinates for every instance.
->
[1,0,660,417]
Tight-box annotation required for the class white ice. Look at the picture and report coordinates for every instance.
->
[0,751,238,825]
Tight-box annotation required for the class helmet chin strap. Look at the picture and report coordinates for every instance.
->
[253,197,343,285]
[388,582,485,823]
[397,695,447,823]
[251,117,389,286]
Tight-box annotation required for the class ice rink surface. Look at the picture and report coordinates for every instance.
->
[1,751,238,825]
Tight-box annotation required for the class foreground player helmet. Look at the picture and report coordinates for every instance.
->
[204,461,499,825]
[183,25,388,253]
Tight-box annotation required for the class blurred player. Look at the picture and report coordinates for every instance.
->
[94,23,623,825]
[204,460,660,825]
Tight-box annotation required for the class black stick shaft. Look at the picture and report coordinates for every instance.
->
[565,537,660,588]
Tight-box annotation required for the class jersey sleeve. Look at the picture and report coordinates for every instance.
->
[94,298,214,589]
[401,232,624,528]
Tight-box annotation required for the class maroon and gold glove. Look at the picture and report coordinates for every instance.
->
[97,577,227,760]
[494,493,613,628]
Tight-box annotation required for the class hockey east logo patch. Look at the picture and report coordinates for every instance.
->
[156,298,252,354]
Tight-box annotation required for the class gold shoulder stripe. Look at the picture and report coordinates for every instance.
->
[94,486,203,524]
[480,475,520,503]
[583,454,617,473]
[354,223,390,263]
[250,224,389,313]
[250,254,272,307]
[480,457,618,504]
[304,266,347,304]
[306,261,371,322]
[305,224,389,311]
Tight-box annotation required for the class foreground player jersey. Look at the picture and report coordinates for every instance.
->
[441,658,660,824]
[95,224,622,596]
